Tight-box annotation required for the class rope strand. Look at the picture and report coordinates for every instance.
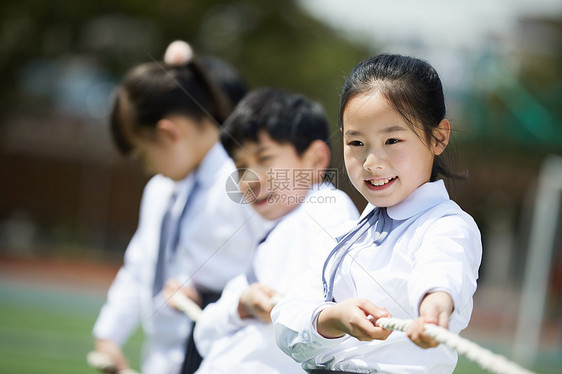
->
[375,317,536,374]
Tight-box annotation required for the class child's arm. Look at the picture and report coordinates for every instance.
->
[317,298,392,341]
[407,291,454,348]
[193,275,280,356]
[92,233,145,357]
[272,294,392,364]
[407,212,482,348]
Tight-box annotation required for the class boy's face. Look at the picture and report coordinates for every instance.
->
[232,131,313,221]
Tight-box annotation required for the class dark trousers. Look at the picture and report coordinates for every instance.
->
[180,290,221,374]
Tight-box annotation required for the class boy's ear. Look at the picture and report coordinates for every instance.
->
[433,119,450,156]
[303,140,331,171]
[156,118,180,142]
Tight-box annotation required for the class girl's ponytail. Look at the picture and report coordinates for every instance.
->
[186,56,232,124]
[164,41,232,124]
[111,40,243,155]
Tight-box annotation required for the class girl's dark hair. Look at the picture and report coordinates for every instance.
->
[111,55,243,155]
[221,87,330,157]
[201,56,248,106]
[339,54,463,181]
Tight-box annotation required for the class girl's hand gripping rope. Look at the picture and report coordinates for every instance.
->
[408,291,454,348]
[318,298,392,341]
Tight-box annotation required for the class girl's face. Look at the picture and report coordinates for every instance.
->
[129,116,215,181]
[343,91,448,208]
[130,130,180,179]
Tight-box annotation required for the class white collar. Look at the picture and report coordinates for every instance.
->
[195,142,229,188]
[306,182,336,199]
[361,180,450,221]
[265,182,336,224]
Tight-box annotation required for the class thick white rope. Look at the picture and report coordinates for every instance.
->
[172,292,284,321]
[375,317,536,374]
[171,292,203,321]
[88,297,535,374]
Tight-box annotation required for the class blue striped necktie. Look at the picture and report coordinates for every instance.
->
[153,181,199,297]
[245,223,279,284]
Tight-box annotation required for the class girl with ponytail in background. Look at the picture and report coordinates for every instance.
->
[92,41,265,374]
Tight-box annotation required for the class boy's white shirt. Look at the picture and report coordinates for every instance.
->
[271,180,482,374]
[193,183,360,374]
[92,143,266,374]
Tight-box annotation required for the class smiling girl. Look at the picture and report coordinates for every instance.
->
[271,54,482,374]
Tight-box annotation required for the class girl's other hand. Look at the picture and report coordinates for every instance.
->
[94,338,130,374]
[317,298,392,341]
[238,282,280,322]
[163,279,203,309]
[407,291,453,348]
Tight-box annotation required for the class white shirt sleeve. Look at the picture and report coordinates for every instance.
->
[92,231,144,345]
[92,175,171,346]
[194,274,253,356]
[408,211,482,329]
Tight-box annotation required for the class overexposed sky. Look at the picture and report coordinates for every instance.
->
[298,0,561,102]
[298,0,562,52]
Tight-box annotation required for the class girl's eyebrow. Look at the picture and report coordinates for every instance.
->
[381,125,407,133]
[345,126,407,137]
[344,129,362,137]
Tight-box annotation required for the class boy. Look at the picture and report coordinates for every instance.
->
[192,88,359,373]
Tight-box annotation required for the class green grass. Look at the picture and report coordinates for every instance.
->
[455,355,561,374]
[0,283,143,374]
[0,282,559,373]
[454,343,562,374]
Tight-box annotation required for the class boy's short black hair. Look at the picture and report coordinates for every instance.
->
[221,87,330,157]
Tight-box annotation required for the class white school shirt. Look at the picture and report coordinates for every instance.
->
[93,143,266,374]
[193,183,359,374]
[272,180,482,374]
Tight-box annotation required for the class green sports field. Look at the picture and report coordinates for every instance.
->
[0,275,558,373]
[0,280,143,374]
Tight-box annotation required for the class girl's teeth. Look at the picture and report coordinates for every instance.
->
[370,178,392,186]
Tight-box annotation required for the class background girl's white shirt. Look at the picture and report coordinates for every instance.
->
[93,143,266,374]
[193,183,359,374]
[272,180,482,374]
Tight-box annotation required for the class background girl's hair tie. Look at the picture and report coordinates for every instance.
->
[164,40,194,66]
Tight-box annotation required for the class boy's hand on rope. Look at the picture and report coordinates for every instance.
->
[408,291,454,348]
[238,282,280,322]
[317,298,392,341]
[163,279,202,310]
